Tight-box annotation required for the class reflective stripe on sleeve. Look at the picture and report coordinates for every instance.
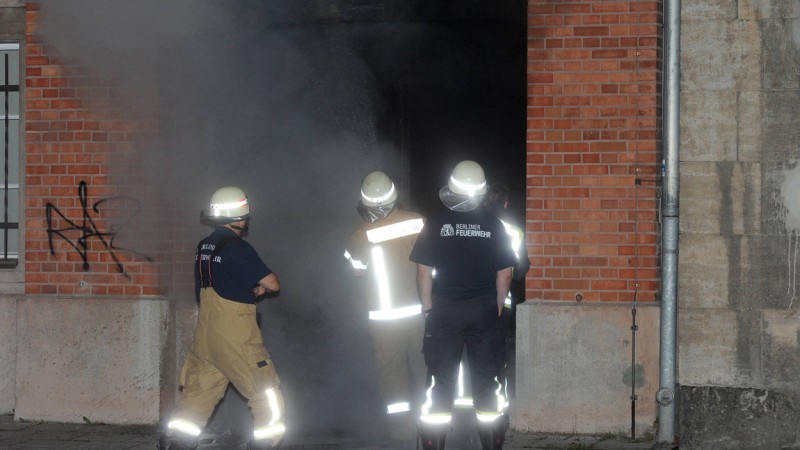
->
[344,250,368,270]
[500,219,524,259]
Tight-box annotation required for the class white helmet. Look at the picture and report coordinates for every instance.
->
[205,186,250,222]
[439,160,487,212]
[360,171,397,207]
[448,160,487,196]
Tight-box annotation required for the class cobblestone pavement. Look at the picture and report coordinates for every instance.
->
[0,414,656,449]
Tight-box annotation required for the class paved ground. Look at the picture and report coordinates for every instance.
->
[0,414,657,449]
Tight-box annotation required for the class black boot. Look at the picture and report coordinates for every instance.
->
[477,414,509,450]
[158,434,199,450]
[417,424,448,450]
[247,437,282,450]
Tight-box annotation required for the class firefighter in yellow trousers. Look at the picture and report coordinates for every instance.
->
[161,186,286,450]
[344,171,426,449]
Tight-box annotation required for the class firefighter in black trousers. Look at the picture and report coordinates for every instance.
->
[410,161,517,450]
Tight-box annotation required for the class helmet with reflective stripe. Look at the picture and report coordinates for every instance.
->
[439,160,487,212]
[360,171,397,207]
[448,160,487,197]
[206,186,250,222]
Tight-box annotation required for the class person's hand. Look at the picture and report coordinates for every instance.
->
[253,286,266,297]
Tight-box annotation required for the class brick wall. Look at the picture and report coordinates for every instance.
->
[526,1,662,302]
[23,0,662,300]
[24,2,162,296]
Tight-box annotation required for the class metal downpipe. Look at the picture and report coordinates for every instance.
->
[657,0,681,446]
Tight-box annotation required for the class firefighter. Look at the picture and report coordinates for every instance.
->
[481,183,531,401]
[410,161,517,450]
[448,184,531,414]
[160,186,286,450]
[344,171,426,448]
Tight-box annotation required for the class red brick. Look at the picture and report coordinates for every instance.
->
[26,55,50,66]
[51,99,82,109]
[555,4,591,14]
[574,26,609,37]
[526,0,661,303]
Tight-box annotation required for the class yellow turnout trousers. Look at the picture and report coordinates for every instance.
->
[169,288,285,442]
[370,315,426,440]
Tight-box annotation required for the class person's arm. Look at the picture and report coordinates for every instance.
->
[416,264,434,315]
[514,240,531,281]
[496,267,513,316]
[344,248,368,277]
[254,272,280,297]
[345,230,369,277]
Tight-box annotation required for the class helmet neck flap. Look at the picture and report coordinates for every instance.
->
[357,201,396,223]
[439,186,483,212]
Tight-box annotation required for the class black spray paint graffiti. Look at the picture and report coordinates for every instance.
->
[46,181,153,278]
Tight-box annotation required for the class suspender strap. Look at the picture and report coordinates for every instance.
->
[197,236,240,288]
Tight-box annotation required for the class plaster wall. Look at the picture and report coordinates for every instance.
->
[13,297,172,425]
[0,297,16,414]
[678,0,800,447]
[513,301,659,435]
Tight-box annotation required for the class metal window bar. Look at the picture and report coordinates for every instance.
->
[0,44,19,267]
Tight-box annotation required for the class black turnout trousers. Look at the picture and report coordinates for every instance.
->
[423,294,503,415]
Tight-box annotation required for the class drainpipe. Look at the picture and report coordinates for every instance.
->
[657,0,680,447]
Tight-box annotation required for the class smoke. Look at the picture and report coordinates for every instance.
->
[35,0,526,440]
[37,0,404,438]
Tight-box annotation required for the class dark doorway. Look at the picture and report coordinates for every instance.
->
[359,1,528,220]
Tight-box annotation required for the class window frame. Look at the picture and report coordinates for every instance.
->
[0,40,23,291]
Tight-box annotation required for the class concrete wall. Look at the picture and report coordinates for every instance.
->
[513,301,659,435]
[678,0,800,448]
[0,297,16,414]
[13,297,170,424]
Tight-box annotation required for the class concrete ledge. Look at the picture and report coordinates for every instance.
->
[513,300,659,435]
[14,296,169,425]
[0,296,16,414]
[679,385,800,450]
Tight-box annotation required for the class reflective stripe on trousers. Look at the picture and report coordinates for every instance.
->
[168,289,285,442]
[369,314,426,417]
[421,294,505,420]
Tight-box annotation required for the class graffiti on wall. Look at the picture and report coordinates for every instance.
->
[46,181,152,277]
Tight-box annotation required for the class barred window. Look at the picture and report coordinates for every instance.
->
[0,43,19,267]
